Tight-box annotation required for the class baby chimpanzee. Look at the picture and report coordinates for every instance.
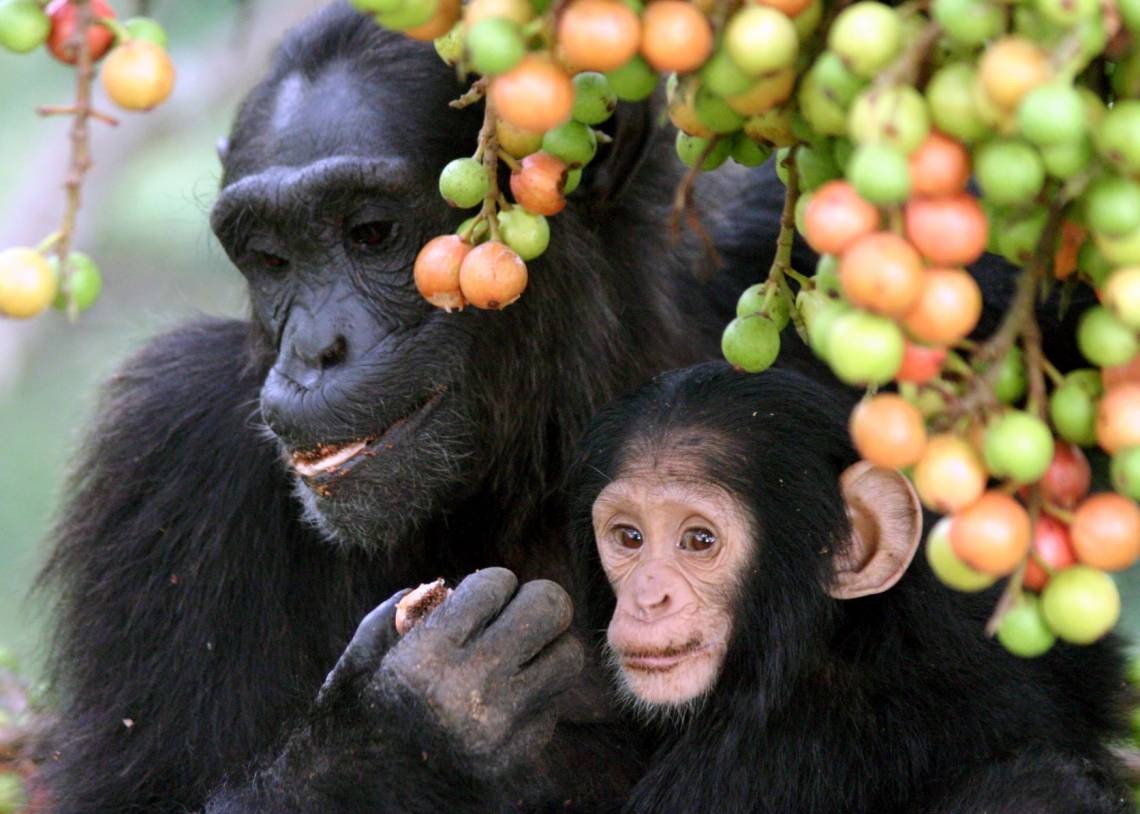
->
[568,362,1132,814]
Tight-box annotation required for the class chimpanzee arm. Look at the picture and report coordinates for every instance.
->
[39,320,584,814]
[922,751,1133,814]
[38,319,377,813]
[204,597,495,813]
[206,569,585,814]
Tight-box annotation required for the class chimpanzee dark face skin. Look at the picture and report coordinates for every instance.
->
[205,19,718,554]
[210,49,492,548]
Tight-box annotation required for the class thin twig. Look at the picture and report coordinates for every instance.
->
[668,139,723,267]
[874,21,941,89]
[496,150,521,173]
[450,77,488,110]
[476,97,502,243]
[54,0,97,322]
[1019,205,1067,420]
[1040,355,1065,387]
[943,215,1060,427]
[768,147,800,288]
[37,104,119,127]
[984,486,1038,637]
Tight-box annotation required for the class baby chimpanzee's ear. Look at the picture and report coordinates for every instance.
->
[829,461,923,600]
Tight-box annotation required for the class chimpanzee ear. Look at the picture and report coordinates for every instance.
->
[578,97,655,205]
[829,461,922,600]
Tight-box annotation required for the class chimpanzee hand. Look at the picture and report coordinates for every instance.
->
[314,586,411,707]
[377,568,584,776]
[207,573,581,813]
[308,568,583,782]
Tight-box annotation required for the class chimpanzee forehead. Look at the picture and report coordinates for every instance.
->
[594,474,739,516]
[262,65,402,169]
[602,451,748,514]
[614,454,716,487]
[614,431,737,485]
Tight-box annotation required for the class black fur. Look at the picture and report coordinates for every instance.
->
[35,5,795,812]
[568,363,1133,814]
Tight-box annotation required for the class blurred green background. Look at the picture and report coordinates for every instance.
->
[1,0,1139,685]
[0,0,326,676]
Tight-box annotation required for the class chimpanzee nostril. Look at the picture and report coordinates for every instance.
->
[273,325,353,391]
[319,335,348,369]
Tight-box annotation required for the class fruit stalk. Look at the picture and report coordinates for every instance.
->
[1014,203,1067,420]
[449,77,488,110]
[669,139,723,264]
[770,147,804,336]
[476,96,503,243]
[56,0,97,322]
[874,20,940,89]
[984,486,1036,637]
[770,146,800,285]
[35,104,118,126]
[951,206,1062,423]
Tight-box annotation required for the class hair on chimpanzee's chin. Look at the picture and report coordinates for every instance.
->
[602,644,711,729]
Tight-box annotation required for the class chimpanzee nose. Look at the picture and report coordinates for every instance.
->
[628,566,674,621]
[260,325,352,445]
[275,329,349,390]
[305,334,349,372]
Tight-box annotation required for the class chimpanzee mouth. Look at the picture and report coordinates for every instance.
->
[288,388,446,487]
[620,640,713,673]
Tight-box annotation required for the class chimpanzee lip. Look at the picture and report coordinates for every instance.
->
[620,641,713,673]
[288,387,446,485]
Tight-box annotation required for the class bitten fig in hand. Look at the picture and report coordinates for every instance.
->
[394,578,452,635]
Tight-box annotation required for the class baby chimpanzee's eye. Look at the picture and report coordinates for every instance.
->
[614,526,643,550]
[679,528,717,553]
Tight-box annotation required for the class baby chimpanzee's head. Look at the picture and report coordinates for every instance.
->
[569,363,922,720]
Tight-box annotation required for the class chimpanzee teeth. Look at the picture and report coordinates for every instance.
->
[291,440,368,477]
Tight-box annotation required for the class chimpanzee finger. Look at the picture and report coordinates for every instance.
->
[317,588,411,703]
[478,579,575,668]
[508,633,585,711]
[422,567,518,645]
[490,706,562,776]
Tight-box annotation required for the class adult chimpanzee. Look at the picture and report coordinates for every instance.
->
[568,362,1133,814]
[34,4,812,813]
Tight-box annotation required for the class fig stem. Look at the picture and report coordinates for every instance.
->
[475,97,503,243]
[668,139,722,268]
[1041,503,1076,525]
[769,148,799,285]
[52,0,98,323]
[98,16,131,44]
[952,203,1064,426]
[1020,204,1068,423]
[35,231,63,254]
[449,77,488,110]
[1041,355,1065,388]
[36,104,119,126]
[874,20,941,90]
[496,150,521,173]
[984,486,1037,637]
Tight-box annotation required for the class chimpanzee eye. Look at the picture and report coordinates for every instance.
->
[614,526,643,550]
[253,251,289,271]
[349,221,393,248]
[679,528,717,553]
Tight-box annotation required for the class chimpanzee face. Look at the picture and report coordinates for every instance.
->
[592,456,755,709]
[210,55,489,550]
